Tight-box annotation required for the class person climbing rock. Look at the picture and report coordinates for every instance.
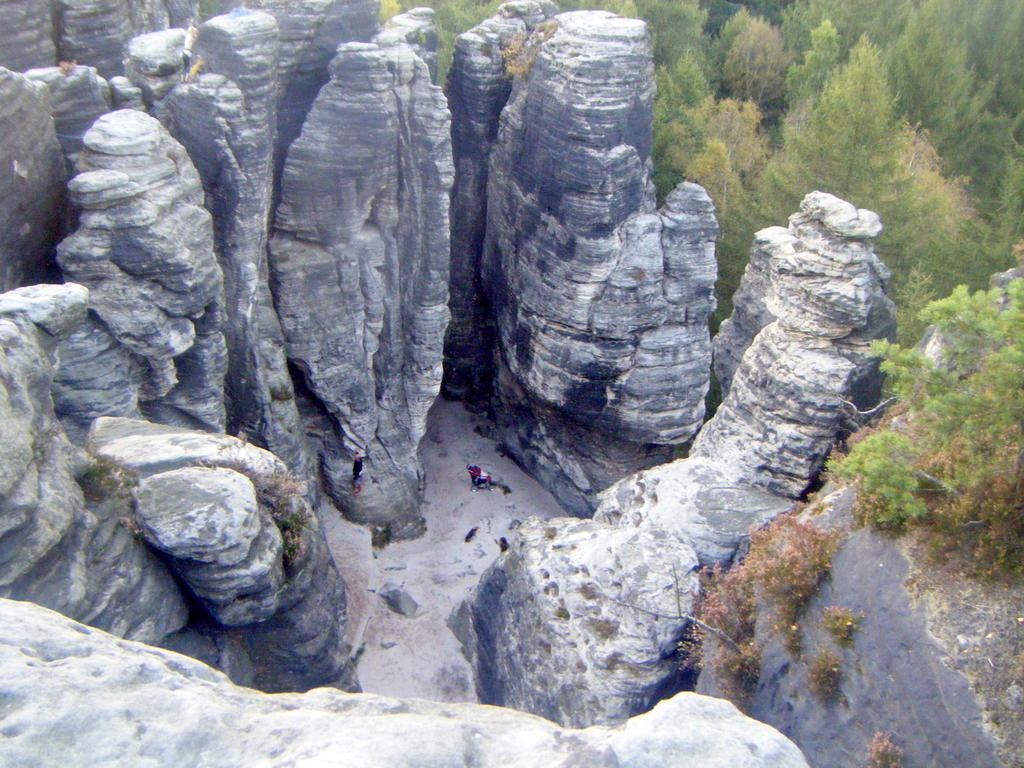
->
[466,464,492,490]
[352,452,364,485]
[181,23,198,79]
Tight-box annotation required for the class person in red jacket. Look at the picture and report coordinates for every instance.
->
[466,464,492,490]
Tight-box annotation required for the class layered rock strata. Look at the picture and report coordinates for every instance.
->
[269,38,453,537]
[460,517,701,727]
[89,416,353,692]
[378,7,439,82]
[443,0,554,406]
[0,69,65,291]
[0,283,188,644]
[0,598,811,768]
[165,10,308,471]
[479,11,719,513]
[25,64,112,170]
[55,109,227,436]
[0,0,57,72]
[124,28,187,108]
[595,192,895,565]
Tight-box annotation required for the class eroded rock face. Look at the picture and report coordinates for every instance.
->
[25,64,112,171]
[269,37,453,537]
[124,28,187,108]
[165,11,309,472]
[89,416,353,692]
[473,11,718,513]
[695,192,895,496]
[0,598,811,768]
[0,284,188,644]
[378,7,439,82]
[0,68,65,291]
[0,0,57,72]
[461,517,700,727]
[443,1,555,406]
[55,109,227,436]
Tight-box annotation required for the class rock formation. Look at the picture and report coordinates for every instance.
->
[443,0,554,406]
[698,485,1012,768]
[89,416,354,692]
[0,68,65,291]
[164,10,309,471]
[25,64,112,171]
[0,283,188,643]
[596,193,895,565]
[55,109,227,439]
[450,9,719,513]
[269,36,453,537]
[459,517,701,727]
[0,0,57,72]
[377,7,439,82]
[124,28,187,109]
[0,598,811,768]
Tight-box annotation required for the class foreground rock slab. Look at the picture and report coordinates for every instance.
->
[0,598,810,768]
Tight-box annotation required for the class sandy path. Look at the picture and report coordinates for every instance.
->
[323,398,563,702]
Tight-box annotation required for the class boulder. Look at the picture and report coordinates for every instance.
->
[55,109,227,435]
[0,284,188,645]
[477,11,719,513]
[26,64,112,171]
[0,0,56,72]
[269,37,453,537]
[0,68,65,291]
[124,28,187,107]
[164,10,309,472]
[0,598,811,768]
[460,517,700,727]
[89,416,353,692]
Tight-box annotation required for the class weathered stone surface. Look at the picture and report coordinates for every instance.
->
[165,11,308,471]
[251,0,380,176]
[52,0,199,79]
[89,416,352,692]
[0,284,188,645]
[443,1,555,406]
[0,68,65,291]
[378,7,439,81]
[475,11,718,512]
[125,28,186,107]
[56,109,227,434]
[0,0,56,72]
[461,517,700,727]
[698,487,1010,768]
[0,598,811,768]
[26,65,112,171]
[269,37,453,537]
[695,192,895,497]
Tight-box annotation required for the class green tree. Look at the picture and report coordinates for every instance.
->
[652,53,709,198]
[635,0,707,68]
[784,18,839,107]
[722,14,791,115]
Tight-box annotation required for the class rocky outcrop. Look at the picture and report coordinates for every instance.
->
[0,283,188,644]
[251,0,379,176]
[697,486,1012,768]
[694,192,895,497]
[269,37,453,537]
[55,109,227,437]
[0,598,811,768]
[52,0,199,79]
[460,517,701,727]
[0,68,65,291]
[596,193,894,565]
[164,10,309,472]
[464,11,718,514]
[378,7,439,82]
[124,28,187,108]
[25,64,112,170]
[443,1,554,406]
[89,416,354,692]
[0,0,56,72]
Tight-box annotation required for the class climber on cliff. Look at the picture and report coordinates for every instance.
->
[352,452,364,485]
[181,22,199,80]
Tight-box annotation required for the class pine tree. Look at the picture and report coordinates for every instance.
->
[785,18,839,107]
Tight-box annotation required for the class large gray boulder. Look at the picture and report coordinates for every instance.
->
[164,11,309,472]
[0,0,57,72]
[0,69,65,291]
[478,11,719,514]
[697,486,1012,768]
[25,64,112,171]
[89,416,353,692]
[443,1,555,407]
[55,109,227,437]
[269,37,453,538]
[124,28,187,107]
[0,598,810,768]
[0,284,188,644]
[460,517,701,727]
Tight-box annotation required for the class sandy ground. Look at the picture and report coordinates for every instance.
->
[323,398,563,702]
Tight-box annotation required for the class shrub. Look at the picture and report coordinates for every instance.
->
[808,648,843,701]
[864,732,904,768]
[821,605,863,647]
[78,456,137,504]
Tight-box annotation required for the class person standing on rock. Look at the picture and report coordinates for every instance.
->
[352,452,364,485]
[181,23,199,80]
